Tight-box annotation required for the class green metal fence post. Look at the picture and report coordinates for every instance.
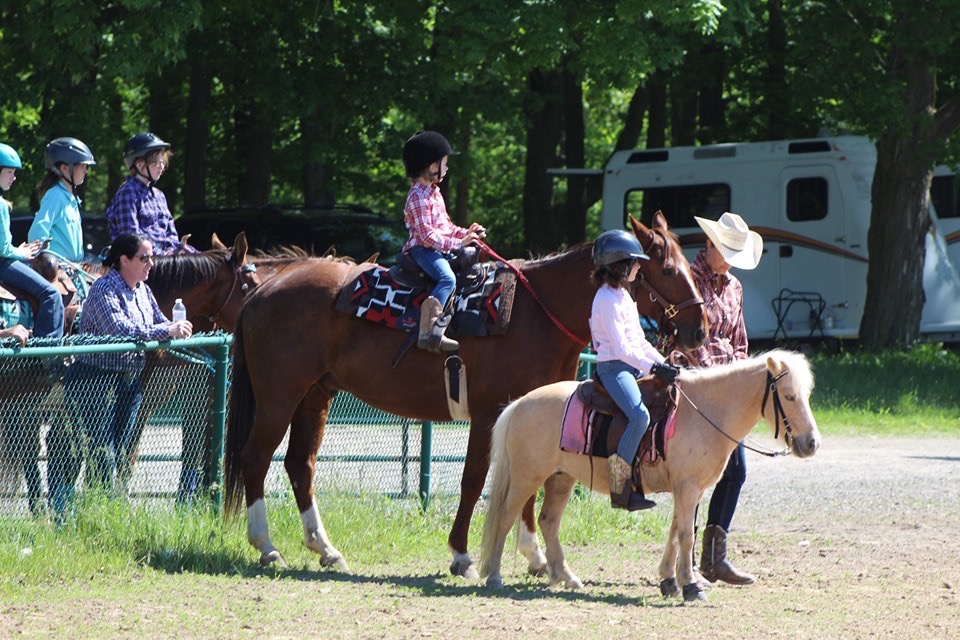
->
[208,343,230,512]
[419,420,433,510]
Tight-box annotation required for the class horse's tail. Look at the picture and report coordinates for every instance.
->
[224,310,254,519]
[479,399,520,578]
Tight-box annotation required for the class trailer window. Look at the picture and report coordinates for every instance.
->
[786,177,828,222]
[625,183,730,229]
[931,175,959,219]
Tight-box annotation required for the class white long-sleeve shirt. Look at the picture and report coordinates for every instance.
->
[590,284,664,373]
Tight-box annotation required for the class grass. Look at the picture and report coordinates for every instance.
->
[0,344,957,633]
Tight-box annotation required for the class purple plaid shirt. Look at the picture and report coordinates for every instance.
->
[662,249,748,367]
[106,177,197,255]
[75,268,172,373]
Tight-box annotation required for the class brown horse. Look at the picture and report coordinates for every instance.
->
[479,350,821,601]
[224,213,708,573]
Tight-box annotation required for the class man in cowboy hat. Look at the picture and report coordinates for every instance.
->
[662,211,763,586]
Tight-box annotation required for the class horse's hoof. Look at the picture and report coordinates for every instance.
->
[682,582,707,602]
[527,563,548,578]
[450,559,479,579]
[486,575,504,589]
[259,550,288,569]
[659,577,679,597]
[321,555,350,572]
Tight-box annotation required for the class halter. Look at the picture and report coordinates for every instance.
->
[631,232,703,337]
[675,367,793,458]
[208,261,258,328]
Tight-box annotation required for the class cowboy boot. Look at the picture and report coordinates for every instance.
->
[699,524,757,585]
[418,296,459,352]
[607,454,656,511]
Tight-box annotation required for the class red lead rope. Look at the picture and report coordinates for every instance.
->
[475,239,588,346]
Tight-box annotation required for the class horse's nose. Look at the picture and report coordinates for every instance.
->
[693,326,706,347]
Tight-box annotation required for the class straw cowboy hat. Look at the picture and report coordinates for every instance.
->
[695,212,763,270]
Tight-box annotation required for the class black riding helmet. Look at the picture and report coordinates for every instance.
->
[123,132,171,171]
[402,131,458,178]
[592,229,649,266]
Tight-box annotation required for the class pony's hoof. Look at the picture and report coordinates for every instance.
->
[321,555,350,572]
[659,577,679,597]
[682,582,707,602]
[527,563,548,578]
[259,550,288,569]
[564,575,583,590]
[486,575,503,589]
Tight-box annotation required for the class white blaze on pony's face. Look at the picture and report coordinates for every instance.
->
[765,352,821,458]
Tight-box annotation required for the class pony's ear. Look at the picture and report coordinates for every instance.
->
[233,232,249,262]
[211,233,227,251]
[629,214,656,250]
[766,355,787,377]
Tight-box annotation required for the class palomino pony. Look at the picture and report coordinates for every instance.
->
[479,350,822,601]
[224,212,708,574]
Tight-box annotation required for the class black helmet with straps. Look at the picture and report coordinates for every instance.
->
[593,229,649,266]
[123,132,170,171]
[402,131,458,178]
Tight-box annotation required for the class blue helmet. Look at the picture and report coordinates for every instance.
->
[0,143,22,169]
[44,137,96,170]
[593,229,649,266]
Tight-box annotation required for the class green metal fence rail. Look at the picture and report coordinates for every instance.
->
[0,339,595,520]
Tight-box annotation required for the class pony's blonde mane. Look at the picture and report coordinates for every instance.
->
[680,349,814,394]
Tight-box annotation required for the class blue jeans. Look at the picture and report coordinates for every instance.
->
[407,245,456,306]
[0,258,64,337]
[597,360,651,461]
[63,361,144,495]
[706,443,746,531]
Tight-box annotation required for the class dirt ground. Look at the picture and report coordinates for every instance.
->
[2,435,959,639]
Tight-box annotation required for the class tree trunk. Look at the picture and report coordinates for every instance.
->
[646,71,668,149]
[149,64,185,213]
[697,41,726,144]
[234,103,273,207]
[670,54,698,146]
[183,34,212,213]
[563,67,587,245]
[860,134,931,347]
[522,68,564,252]
[302,115,334,208]
[765,0,789,140]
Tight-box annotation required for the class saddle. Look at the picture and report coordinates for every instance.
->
[387,246,486,292]
[570,374,678,463]
[0,252,82,334]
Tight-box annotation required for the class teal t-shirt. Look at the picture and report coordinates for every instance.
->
[0,198,21,260]
[29,183,84,262]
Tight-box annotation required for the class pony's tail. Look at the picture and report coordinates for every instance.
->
[224,309,254,519]
[479,399,519,578]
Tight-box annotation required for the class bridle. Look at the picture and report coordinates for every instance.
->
[632,233,703,338]
[675,368,794,458]
[208,260,258,328]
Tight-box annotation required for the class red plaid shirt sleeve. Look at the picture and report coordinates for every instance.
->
[402,181,467,253]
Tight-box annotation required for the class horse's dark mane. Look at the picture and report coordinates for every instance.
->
[148,250,233,294]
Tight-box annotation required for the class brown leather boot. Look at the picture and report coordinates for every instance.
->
[607,455,656,511]
[418,296,459,352]
[699,524,756,585]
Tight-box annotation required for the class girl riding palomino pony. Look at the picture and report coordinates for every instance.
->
[479,350,821,602]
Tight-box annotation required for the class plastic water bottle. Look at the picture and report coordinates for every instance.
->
[172,298,187,322]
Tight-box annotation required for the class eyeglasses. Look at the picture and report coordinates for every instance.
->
[136,254,155,263]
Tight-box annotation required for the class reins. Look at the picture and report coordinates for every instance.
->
[475,240,588,346]
[674,368,793,458]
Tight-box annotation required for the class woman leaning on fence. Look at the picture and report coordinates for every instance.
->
[48,233,192,518]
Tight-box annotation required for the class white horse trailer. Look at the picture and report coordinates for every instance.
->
[587,135,960,342]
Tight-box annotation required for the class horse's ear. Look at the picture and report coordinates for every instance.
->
[363,252,380,264]
[629,214,655,250]
[211,233,227,251]
[652,210,669,231]
[233,232,249,263]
